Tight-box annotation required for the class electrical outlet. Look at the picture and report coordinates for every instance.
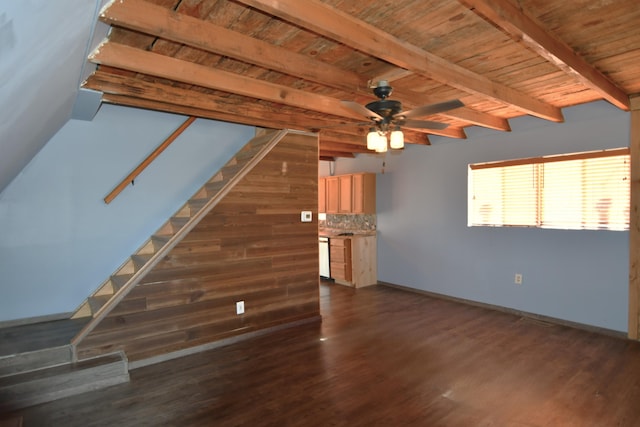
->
[236,301,245,315]
[514,273,523,285]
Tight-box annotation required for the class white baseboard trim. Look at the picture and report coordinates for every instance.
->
[129,315,322,370]
[0,312,73,329]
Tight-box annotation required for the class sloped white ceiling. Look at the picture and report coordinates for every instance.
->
[0,0,101,194]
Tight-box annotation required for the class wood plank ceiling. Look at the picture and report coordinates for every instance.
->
[85,0,640,160]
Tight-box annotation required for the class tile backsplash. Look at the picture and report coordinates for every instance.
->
[320,214,376,231]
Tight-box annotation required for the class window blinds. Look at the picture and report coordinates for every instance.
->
[468,148,630,230]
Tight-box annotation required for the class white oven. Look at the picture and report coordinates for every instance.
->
[319,236,330,278]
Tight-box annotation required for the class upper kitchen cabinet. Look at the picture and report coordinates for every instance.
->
[320,173,376,214]
[351,173,376,214]
[338,175,353,213]
[318,177,327,213]
[325,176,339,213]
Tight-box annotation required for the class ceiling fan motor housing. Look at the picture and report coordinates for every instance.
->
[372,81,393,99]
[365,99,403,124]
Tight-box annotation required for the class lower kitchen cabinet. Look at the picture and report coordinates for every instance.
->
[329,235,377,288]
[330,238,352,283]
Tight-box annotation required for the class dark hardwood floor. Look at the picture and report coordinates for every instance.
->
[5,281,640,426]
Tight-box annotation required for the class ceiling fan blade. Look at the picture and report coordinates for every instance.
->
[402,119,449,130]
[396,99,464,120]
[341,101,383,120]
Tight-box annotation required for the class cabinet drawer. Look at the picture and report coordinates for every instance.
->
[330,246,346,262]
[330,238,347,247]
[330,263,347,280]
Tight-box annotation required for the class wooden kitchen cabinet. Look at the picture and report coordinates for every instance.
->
[325,177,339,213]
[330,235,377,288]
[320,173,376,214]
[338,175,353,213]
[329,238,352,283]
[318,177,326,213]
[351,173,376,214]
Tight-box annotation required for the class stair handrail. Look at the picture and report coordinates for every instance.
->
[70,129,292,356]
[104,116,197,204]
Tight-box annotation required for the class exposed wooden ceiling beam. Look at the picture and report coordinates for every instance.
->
[86,71,338,130]
[90,42,368,121]
[370,69,415,85]
[442,106,511,131]
[235,0,564,122]
[409,126,466,140]
[90,72,438,149]
[458,0,629,111]
[99,0,509,131]
[99,0,363,95]
[101,93,296,130]
[91,43,466,141]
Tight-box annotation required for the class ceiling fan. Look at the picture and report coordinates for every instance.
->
[340,81,464,152]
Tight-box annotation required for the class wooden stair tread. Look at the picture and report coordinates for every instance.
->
[205,181,224,193]
[110,273,134,291]
[188,198,208,210]
[131,254,153,269]
[169,216,189,228]
[88,295,111,313]
[151,234,171,245]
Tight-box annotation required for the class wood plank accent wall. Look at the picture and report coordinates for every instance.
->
[76,132,320,361]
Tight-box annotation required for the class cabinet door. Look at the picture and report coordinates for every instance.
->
[330,238,352,283]
[318,177,326,213]
[338,175,353,213]
[352,173,365,214]
[352,173,376,214]
[325,177,339,213]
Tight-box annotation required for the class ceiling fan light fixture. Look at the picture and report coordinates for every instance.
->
[366,128,378,150]
[390,127,404,149]
[342,83,461,155]
[375,132,388,153]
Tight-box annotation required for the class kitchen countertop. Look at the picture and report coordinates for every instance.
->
[319,228,377,238]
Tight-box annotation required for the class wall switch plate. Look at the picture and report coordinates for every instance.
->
[236,301,245,315]
[301,211,312,222]
[514,273,523,285]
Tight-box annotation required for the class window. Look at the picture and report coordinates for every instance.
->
[468,148,630,230]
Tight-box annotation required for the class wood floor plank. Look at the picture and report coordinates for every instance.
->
[7,281,640,426]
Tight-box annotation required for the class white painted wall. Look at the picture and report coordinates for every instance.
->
[322,101,630,332]
[0,104,253,322]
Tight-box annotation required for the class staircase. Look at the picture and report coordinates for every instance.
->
[69,129,288,351]
[0,345,128,411]
[0,130,288,412]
